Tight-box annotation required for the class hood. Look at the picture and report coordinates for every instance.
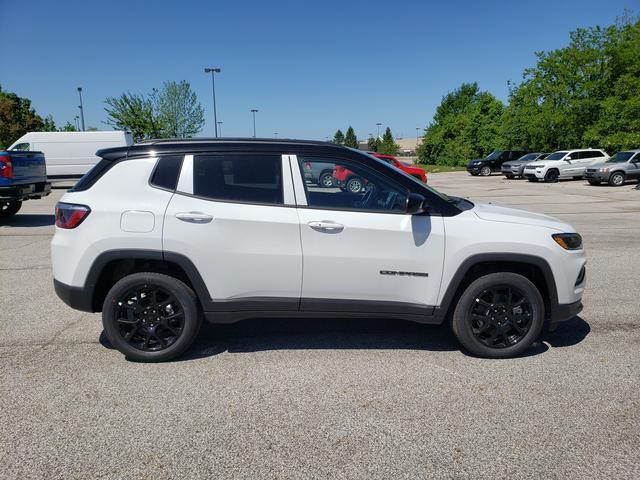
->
[586,160,608,169]
[472,201,574,232]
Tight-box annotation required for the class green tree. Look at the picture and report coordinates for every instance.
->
[416,83,504,165]
[332,129,345,145]
[378,127,400,155]
[157,80,204,138]
[0,85,54,148]
[104,91,162,141]
[59,122,77,132]
[367,136,379,152]
[344,126,358,148]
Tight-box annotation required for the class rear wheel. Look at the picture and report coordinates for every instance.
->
[318,171,334,188]
[0,201,22,218]
[480,166,491,176]
[544,169,559,183]
[102,272,202,362]
[451,272,544,358]
[609,172,625,186]
[346,176,364,193]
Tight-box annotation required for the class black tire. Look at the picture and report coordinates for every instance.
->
[609,172,625,187]
[318,171,334,188]
[0,201,22,218]
[451,272,544,359]
[102,272,202,362]
[588,180,601,186]
[480,166,491,176]
[544,169,559,183]
[346,176,364,193]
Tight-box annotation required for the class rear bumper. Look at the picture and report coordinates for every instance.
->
[0,182,51,201]
[53,278,95,312]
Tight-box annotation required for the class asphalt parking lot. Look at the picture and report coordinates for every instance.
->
[1,174,639,479]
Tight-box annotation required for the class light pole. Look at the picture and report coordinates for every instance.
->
[376,122,382,139]
[217,121,223,137]
[416,127,421,143]
[250,109,258,137]
[77,87,85,131]
[204,67,221,137]
[74,116,80,131]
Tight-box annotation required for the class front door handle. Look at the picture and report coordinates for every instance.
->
[175,212,213,223]
[308,221,344,233]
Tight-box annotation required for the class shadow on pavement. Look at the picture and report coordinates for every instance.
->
[0,214,55,227]
[99,315,591,362]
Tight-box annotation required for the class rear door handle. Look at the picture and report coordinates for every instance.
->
[307,221,344,233]
[175,212,213,223]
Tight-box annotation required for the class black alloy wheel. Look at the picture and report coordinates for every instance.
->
[468,285,533,349]
[114,285,185,352]
[544,169,559,183]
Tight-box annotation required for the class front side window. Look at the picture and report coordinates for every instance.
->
[193,154,283,205]
[298,156,409,213]
[10,143,30,151]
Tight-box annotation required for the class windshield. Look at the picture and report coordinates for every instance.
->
[485,151,502,160]
[606,151,635,163]
[517,153,539,161]
[545,151,569,160]
[353,149,451,202]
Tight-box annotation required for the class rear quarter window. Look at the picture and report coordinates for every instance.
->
[150,156,184,191]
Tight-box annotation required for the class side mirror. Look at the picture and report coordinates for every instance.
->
[406,193,428,215]
[565,156,572,161]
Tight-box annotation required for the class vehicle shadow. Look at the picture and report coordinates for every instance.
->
[0,214,55,227]
[99,315,591,362]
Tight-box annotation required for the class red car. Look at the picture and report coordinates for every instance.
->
[370,153,427,183]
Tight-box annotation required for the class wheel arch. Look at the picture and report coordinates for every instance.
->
[86,250,211,312]
[434,253,559,324]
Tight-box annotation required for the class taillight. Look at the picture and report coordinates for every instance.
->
[55,202,91,229]
[0,155,12,179]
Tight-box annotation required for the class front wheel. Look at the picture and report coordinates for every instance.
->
[544,169,559,183]
[451,272,544,358]
[480,166,491,176]
[346,176,364,193]
[102,272,202,362]
[318,171,335,188]
[609,172,625,186]
[0,201,22,218]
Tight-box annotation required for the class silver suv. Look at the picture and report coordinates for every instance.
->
[584,150,640,186]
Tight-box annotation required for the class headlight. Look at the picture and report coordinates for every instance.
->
[599,167,610,172]
[552,233,583,250]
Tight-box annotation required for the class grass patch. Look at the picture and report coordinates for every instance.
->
[413,164,467,173]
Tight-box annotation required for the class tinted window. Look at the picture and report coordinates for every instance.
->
[607,151,635,163]
[10,143,30,151]
[298,156,409,213]
[150,155,183,190]
[546,151,569,160]
[193,154,283,205]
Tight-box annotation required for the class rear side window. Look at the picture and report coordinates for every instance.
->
[193,154,283,205]
[10,143,30,151]
[150,155,183,190]
[71,159,114,192]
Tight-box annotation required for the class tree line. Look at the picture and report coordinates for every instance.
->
[417,15,640,166]
[332,126,401,155]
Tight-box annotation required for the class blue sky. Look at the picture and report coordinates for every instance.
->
[0,0,635,140]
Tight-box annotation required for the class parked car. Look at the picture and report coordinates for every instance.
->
[8,131,133,181]
[302,160,336,187]
[584,150,640,186]
[524,149,609,182]
[332,164,367,193]
[369,153,427,183]
[501,153,549,179]
[52,139,585,362]
[0,150,51,218]
[467,151,529,176]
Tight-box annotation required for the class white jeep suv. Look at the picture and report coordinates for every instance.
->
[52,139,586,361]
[524,149,609,182]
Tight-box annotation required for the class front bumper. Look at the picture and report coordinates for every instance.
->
[524,169,544,179]
[466,165,482,174]
[501,166,520,176]
[0,182,51,201]
[584,170,610,182]
[548,300,583,331]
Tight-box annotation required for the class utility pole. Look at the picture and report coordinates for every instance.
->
[250,109,258,137]
[204,67,221,137]
[376,122,382,139]
[217,121,223,137]
[77,87,85,131]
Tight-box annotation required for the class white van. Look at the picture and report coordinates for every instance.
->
[8,131,133,180]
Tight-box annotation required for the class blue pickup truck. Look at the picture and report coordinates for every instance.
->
[0,150,51,218]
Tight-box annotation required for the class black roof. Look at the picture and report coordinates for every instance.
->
[97,137,349,161]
